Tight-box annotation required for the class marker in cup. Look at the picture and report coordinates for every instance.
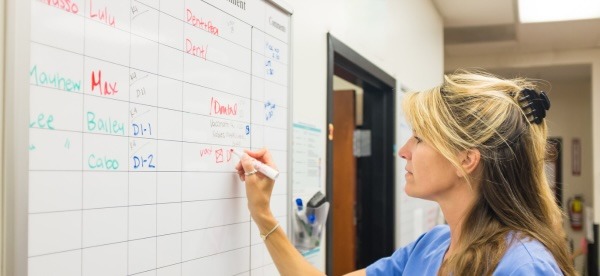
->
[231,149,280,180]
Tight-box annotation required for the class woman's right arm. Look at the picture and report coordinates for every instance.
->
[255,212,366,276]
[255,213,366,276]
[237,149,323,275]
[344,269,366,275]
[237,149,367,276]
[254,212,324,275]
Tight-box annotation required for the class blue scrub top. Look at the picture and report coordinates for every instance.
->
[366,225,563,275]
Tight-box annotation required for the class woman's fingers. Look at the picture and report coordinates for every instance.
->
[235,160,245,181]
[240,153,256,174]
[235,148,277,182]
[244,148,276,169]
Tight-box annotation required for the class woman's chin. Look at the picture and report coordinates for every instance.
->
[404,184,430,200]
[404,184,417,197]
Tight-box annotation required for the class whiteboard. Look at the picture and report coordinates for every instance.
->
[24,0,292,275]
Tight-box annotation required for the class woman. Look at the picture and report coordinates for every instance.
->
[236,70,575,275]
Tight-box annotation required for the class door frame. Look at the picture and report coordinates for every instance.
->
[326,33,396,274]
[546,137,563,208]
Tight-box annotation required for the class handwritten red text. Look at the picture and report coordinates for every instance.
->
[41,0,79,14]
[210,97,238,117]
[91,70,118,96]
[200,147,213,157]
[185,38,208,60]
[186,8,220,36]
[89,0,116,27]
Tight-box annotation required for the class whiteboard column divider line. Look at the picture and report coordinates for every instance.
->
[249,25,253,276]
[128,1,133,274]
[81,0,87,274]
[180,2,185,274]
[155,0,160,273]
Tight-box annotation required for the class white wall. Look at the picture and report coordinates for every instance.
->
[545,78,594,272]
[288,0,445,262]
[546,79,594,212]
[332,75,363,125]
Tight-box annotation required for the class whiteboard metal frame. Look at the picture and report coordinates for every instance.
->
[4,0,30,275]
[282,1,294,245]
[0,0,5,271]
[266,0,294,15]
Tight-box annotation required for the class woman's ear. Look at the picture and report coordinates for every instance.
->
[456,149,481,177]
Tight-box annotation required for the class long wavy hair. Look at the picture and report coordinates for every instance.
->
[402,70,575,275]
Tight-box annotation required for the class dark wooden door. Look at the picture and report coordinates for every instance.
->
[332,90,356,275]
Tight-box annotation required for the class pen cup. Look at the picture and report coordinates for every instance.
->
[292,201,330,250]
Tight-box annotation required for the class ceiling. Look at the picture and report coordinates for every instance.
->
[433,0,600,80]
[487,64,591,82]
[433,0,600,57]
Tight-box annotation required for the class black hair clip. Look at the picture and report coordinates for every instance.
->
[519,89,550,124]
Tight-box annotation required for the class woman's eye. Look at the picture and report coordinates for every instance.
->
[414,136,422,143]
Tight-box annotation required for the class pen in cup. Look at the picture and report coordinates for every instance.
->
[296,198,303,211]
[295,198,309,224]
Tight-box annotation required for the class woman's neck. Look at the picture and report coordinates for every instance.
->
[437,180,478,259]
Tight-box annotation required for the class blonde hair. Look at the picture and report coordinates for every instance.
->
[403,70,575,275]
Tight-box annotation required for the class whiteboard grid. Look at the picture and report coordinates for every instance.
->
[28,0,290,275]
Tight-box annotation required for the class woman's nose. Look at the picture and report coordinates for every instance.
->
[398,141,410,160]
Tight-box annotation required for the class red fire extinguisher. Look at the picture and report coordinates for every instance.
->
[568,195,584,231]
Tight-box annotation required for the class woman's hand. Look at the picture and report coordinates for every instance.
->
[235,148,278,228]
[236,148,326,276]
